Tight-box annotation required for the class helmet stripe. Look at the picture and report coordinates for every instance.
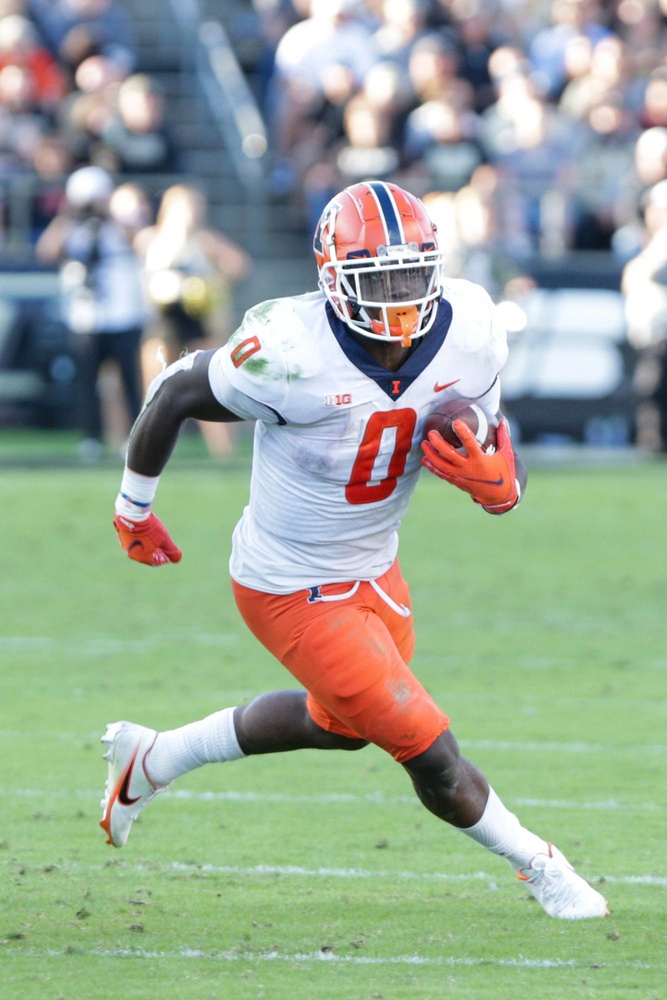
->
[367,182,404,246]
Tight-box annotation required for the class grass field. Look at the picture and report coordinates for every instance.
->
[1,432,665,999]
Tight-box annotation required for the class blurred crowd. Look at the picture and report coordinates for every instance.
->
[0,0,180,249]
[3,0,667,450]
[0,0,251,460]
[31,162,250,461]
[249,0,667,277]
[6,0,667,274]
[249,0,667,449]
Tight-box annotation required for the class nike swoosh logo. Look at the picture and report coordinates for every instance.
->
[433,379,460,392]
[118,750,141,806]
[460,475,505,487]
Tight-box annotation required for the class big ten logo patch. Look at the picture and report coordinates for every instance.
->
[324,393,352,407]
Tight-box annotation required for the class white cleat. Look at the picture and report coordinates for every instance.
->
[517,844,609,919]
[99,721,169,847]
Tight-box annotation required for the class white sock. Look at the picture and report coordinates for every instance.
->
[146,707,245,786]
[461,787,549,871]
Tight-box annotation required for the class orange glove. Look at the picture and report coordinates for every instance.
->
[421,417,520,514]
[113,512,182,566]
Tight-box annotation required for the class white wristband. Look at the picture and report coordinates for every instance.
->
[115,467,160,522]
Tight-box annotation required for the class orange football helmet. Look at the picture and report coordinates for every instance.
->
[313,180,444,346]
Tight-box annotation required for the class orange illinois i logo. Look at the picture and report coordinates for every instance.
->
[391,379,401,395]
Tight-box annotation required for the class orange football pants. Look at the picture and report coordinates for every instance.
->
[231,559,449,764]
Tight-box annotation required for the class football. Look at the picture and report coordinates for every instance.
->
[423,398,499,452]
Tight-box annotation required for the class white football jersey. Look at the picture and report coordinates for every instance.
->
[208,280,508,592]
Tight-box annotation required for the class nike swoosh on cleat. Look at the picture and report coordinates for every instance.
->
[118,751,141,806]
[128,540,144,555]
[433,379,460,392]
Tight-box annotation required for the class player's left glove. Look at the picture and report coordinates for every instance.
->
[113,512,183,566]
[421,417,520,514]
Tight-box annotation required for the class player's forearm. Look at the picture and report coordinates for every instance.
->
[125,390,184,478]
[125,350,231,477]
[113,352,233,566]
[112,383,188,563]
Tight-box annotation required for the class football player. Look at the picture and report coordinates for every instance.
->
[101,181,608,920]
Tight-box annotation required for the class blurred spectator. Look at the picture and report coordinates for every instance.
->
[370,0,430,68]
[632,124,667,188]
[404,94,485,191]
[405,31,465,106]
[639,66,667,130]
[267,0,377,194]
[29,131,74,238]
[337,91,400,180]
[558,33,631,122]
[617,0,667,83]
[109,178,152,235]
[613,125,667,258]
[27,0,136,75]
[54,66,178,179]
[622,178,667,452]
[303,88,401,228]
[382,28,482,192]
[361,57,413,144]
[250,0,311,110]
[0,62,48,175]
[423,164,534,297]
[35,165,147,461]
[0,13,68,112]
[571,95,638,250]
[271,0,375,101]
[55,51,127,165]
[301,56,419,226]
[556,25,639,251]
[557,30,594,117]
[97,73,179,174]
[528,0,610,101]
[452,3,498,114]
[481,69,583,254]
[73,49,124,92]
[56,23,108,82]
[480,58,536,157]
[136,184,251,460]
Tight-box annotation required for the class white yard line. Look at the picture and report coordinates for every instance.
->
[0,784,663,818]
[0,786,663,812]
[2,947,665,970]
[51,861,667,887]
[1,730,666,754]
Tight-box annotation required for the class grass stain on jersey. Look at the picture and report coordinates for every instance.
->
[242,356,270,376]
[253,299,280,320]
[241,356,304,382]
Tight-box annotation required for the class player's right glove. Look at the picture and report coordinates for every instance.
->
[113,512,182,566]
[421,417,520,514]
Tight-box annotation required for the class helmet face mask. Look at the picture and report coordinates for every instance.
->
[314,182,444,346]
